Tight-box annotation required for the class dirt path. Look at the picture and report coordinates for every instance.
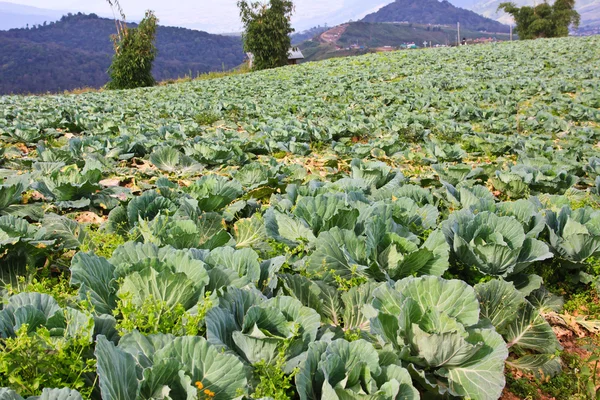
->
[319,24,349,44]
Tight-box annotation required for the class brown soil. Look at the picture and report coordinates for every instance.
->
[75,212,106,224]
[319,24,349,44]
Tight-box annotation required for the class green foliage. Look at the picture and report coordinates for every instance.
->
[238,0,295,70]
[563,286,600,319]
[3,34,600,399]
[498,0,580,39]
[0,325,96,398]
[331,268,369,291]
[106,10,158,90]
[115,291,213,335]
[195,111,222,126]
[251,337,298,400]
[80,226,127,259]
[4,274,77,308]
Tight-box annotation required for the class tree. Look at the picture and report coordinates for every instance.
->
[498,0,579,39]
[238,0,295,70]
[106,10,159,89]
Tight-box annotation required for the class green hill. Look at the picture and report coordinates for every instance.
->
[299,22,512,62]
[362,0,510,32]
[0,13,244,95]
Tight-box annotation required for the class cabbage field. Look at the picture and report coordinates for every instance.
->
[0,35,599,399]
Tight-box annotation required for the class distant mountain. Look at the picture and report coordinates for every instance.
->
[0,13,244,95]
[362,0,510,33]
[299,21,511,62]
[468,0,600,27]
[0,2,67,30]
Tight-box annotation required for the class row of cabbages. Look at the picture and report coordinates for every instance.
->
[0,275,544,399]
[1,174,598,399]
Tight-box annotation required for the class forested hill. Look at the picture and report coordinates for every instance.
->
[362,0,510,33]
[0,13,245,95]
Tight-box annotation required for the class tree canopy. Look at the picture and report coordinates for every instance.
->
[238,0,295,70]
[107,10,158,90]
[499,0,580,39]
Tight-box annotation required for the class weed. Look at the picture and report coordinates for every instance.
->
[115,291,213,336]
[563,287,600,319]
[506,374,539,399]
[194,111,222,126]
[4,274,77,308]
[0,325,96,398]
[251,325,299,400]
[80,226,126,259]
[331,267,369,292]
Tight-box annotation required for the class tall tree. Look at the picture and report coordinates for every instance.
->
[106,10,159,90]
[498,0,579,39]
[238,0,295,70]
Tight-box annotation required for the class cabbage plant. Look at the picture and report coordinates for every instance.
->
[442,209,553,277]
[0,180,26,216]
[492,163,578,198]
[350,158,397,189]
[0,216,55,286]
[0,292,93,340]
[0,388,84,400]
[369,276,508,399]
[95,332,248,399]
[206,287,320,372]
[32,163,103,209]
[306,224,449,283]
[107,191,230,250]
[475,280,562,377]
[70,242,209,323]
[184,175,243,212]
[546,206,600,265]
[296,339,419,400]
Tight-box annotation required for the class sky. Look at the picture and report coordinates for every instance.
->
[4,0,389,32]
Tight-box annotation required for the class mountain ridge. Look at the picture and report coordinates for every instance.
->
[0,13,244,95]
[362,0,510,32]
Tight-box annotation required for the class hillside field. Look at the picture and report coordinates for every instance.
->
[0,36,599,399]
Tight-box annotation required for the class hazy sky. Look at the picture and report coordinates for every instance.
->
[6,0,388,32]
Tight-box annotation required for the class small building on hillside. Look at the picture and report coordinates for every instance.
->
[246,48,305,68]
[287,48,305,65]
[400,43,418,49]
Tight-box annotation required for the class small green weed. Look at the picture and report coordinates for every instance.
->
[344,328,362,342]
[563,288,600,319]
[0,325,96,397]
[80,226,126,259]
[251,325,299,400]
[331,267,369,292]
[506,374,538,399]
[194,111,222,126]
[115,291,213,336]
[4,274,77,308]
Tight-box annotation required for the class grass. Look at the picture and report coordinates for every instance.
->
[507,343,599,400]
[159,64,251,86]
[564,286,600,319]
[57,64,252,96]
